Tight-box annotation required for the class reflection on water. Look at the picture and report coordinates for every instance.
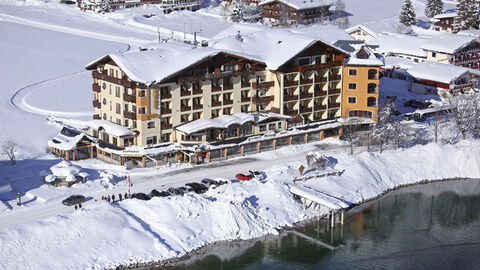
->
[159,179,480,270]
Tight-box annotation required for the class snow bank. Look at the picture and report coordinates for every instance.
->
[1,142,480,269]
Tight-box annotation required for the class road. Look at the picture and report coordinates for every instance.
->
[0,143,350,229]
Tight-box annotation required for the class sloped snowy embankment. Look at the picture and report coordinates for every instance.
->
[1,142,479,269]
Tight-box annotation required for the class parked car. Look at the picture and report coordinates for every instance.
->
[131,193,150,200]
[404,99,430,109]
[249,170,266,181]
[167,187,184,196]
[201,178,219,188]
[62,195,85,206]
[151,189,169,197]
[179,186,194,194]
[185,183,208,194]
[236,172,254,181]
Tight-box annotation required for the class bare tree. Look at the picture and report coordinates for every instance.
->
[372,102,397,153]
[1,140,18,165]
[445,93,476,140]
[341,117,363,155]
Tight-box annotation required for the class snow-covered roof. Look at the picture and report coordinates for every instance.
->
[48,127,96,151]
[345,24,378,37]
[458,29,480,38]
[50,161,82,177]
[259,0,334,10]
[383,56,417,70]
[89,120,135,137]
[86,42,226,85]
[368,35,429,58]
[433,12,456,19]
[210,28,348,70]
[176,112,293,134]
[334,40,384,66]
[407,61,480,84]
[421,34,479,54]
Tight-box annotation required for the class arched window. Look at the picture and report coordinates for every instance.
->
[367,97,377,107]
[368,69,377,80]
[368,83,377,93]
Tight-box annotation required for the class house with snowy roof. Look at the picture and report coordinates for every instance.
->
[421,34,480,69]
[406,61,480,96]
[78,0,201,13]
[430,12,456,33]
[345,25,378,42]
[368,35,429,63]
[259,0,333,25]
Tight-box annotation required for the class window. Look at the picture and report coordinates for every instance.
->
[102,82,106,89]
[432,52,437,58]
[103,97,107,105]
[348,69,357,76]
[115,86,120,97]
[116,119,121,125]
[259,125,267,132]
[116,103,121,114]
[268,123,275,130]
[103,113,107,120]
[278,122,282,129]
[367,97,377,107]
[348,97,357,104]
[348,83,357,90]
[109,101,112,111]
[414,58,419,63]
[298,57,310,66]
[147,121,155,129]
[138,89,146,97]
[124,119,129,127]
[138,107,146,114]
[146,136,157,145]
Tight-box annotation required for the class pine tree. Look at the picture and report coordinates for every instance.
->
[454,0,480,32]
[425,0,444,18]
[229,0,244,23]
[399,0,417,27]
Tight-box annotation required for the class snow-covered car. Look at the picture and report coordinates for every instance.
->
[131,193,150,200]
[201,178,219,188]
[185,183,208,194]
[236,173,254,181]
[167,187,184,196]
[62,195,85,206]
[151,189,169,197]
[249,170,266,181]
[179,186,194,193]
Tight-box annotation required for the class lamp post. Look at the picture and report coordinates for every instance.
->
[16,193,21,206]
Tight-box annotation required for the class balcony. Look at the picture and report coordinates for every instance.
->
[329,88,341,95]
[252,95,274,104]
[192,89,203,95]
[93,114,101,120]
[241,82,251,88]
[177,69,257,84]
[93,83,101,93]
[314,104,326,111]
[314,89,327,96]
[300,107,312,114]
[328,102,340,108]
[284,94,298,102]
[161,108,172,114]
[299,78,313,85]
[212,85,222,92]
[329,74,341,81]
[314,76,328,83]
[241,96,250,102]
[299,92,313,99]
[193,104,203,110]
[161,93,171,99]
[284,109,297,116]
[180,90,191,97]
[181,106,191,112]
[92,70,135,88]
[212,101,222,107]
[92,99,101,109]
[223,99,233,105]
[161,123,172,129]
[123,110,136,120]
[123,93,136,103]
[284,80,298,87]
[223,84,233,90]
[280,60,343,73]
[252,81,274,90]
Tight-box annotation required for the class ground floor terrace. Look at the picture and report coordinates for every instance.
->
[50,120,350,168]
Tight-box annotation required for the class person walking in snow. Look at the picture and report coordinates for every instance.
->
[124,192,128,199]
[79,203,82,209]
[107,195,111,202]
[112,194,115,202]
[119,193,122,201]
[74,205,78,210]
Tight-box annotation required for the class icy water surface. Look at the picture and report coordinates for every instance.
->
[160,179,480,270]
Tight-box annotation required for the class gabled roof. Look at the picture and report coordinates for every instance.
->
[345,24,378,37]
[432,12,457,20]
[368,35,429,58]
[407,61,480,84]
[210,28,348,71]
[421,34,479,54]
[259,0,334,10]
[333,40,383,66]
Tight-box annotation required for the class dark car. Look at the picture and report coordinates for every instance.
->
[131,193,150,200]
[62,195,85,206]
[201,178,219,188]
[185,183,208,194]
[167,187,184,196]
[404,99,430,109]
[151,189,169,197]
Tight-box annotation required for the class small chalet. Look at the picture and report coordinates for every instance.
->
[430,13,456,33]
[345,25,377,42]
[259,0,333,25]
[44,161,89,187]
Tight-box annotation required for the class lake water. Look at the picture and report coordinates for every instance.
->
[160,179,480,270]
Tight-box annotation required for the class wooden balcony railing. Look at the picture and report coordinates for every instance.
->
[299,78,313,85]
[328,102,341,108]
[123,93,136,103]
[181,106,190,112]
[92,70,136,89]
[93,83,101,93]
[223,84,233,90]
[315,90,327,96]
[284,95,298,102]
[315,76,328,82]
[241,96,250,102]
[92,99,101,109]
[299,92,313,99]
[180,90,191,97]
[161,123,172,129]
[123,110,136,120]
[300,107,312,113]
[192,89,203,95]
[252,95,274,104]
[161,108,172,114]
[161,93,172,99]
[329,74,341,81]
[93,114,101,120]
[314,104,326,111]
[329,88,341,95]
[284,80,298,87]
[252,81,274,90]
[212,85,222,92]
[280,60,343,73]
[284,109,297,116]
[241,82,251,88]
[223,99,233,105]
[193,104,203,110]
[212,101,222,107]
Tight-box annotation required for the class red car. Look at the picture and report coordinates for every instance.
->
[236,173,254,181]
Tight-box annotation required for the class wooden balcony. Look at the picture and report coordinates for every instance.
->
[299,92,313,99]
[181,106,191,112]
[223,84,233,90]
[300,107,312,113]
[193,104,203,110]
[123,110,136,120]
[252,95,274,104]
[241,96,250,102]
[241,82,251,88]
[280,60,343,73]
[299,78,313,85]
[314,76,328,83]
[284,80,298,87]
[284,95,298,102]
[314,104,326,111]
[212,101,222,107]
[161,123,172,129]
[161,93,172,99]
[93,83,101,93]
[93,114,101,120]
[328,102,341,108]
[92,70,136,89]
[329,74,341,81]
[180,90,191,97]
[329,88,341,95]
[123,93,136,103]
[284,109,297,116]
[223,99,233,105]
[252,81,274,90]
[161,108,172,114]
[212,85,222,92]
[192,89,203,95]
[92,99,101,109]
[314,89,327,96]
[177,69,257,84]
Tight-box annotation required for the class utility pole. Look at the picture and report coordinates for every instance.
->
[157,24,161,43]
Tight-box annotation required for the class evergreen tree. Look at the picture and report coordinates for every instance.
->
[399,0,417,27]
[425,0,444,18]
[454,0,480,31]
[229,0,244,23]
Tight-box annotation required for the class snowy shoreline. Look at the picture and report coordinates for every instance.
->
[2,142,480,270]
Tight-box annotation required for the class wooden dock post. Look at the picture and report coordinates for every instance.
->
[341,211,345,225]
[331,210,335,228]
